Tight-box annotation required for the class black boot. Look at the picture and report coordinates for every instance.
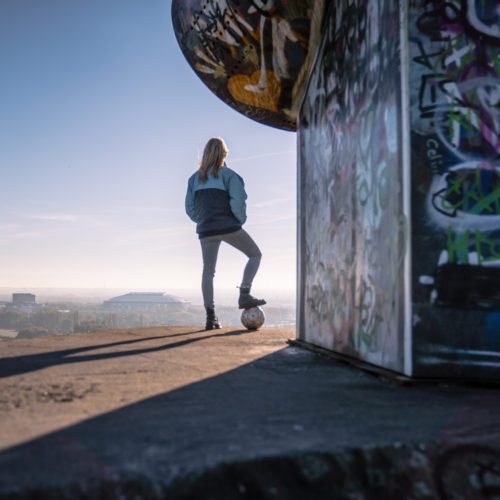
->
[238,286,266,310]
[205,307,222,330]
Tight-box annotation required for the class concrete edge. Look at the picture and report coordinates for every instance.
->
[288,339,500,388]
[3,439,499,499]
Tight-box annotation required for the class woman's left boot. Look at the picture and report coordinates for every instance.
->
[205,306,222,330]
[238,286,266,309]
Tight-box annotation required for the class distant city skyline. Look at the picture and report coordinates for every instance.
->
[0,0,297,292]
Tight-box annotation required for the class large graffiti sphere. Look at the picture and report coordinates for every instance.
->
[171,0,325,131]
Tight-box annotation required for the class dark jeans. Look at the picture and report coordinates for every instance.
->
[200,229,262,308]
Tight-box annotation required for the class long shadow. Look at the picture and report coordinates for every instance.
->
[0,346,499,498]
[0,329,247,379]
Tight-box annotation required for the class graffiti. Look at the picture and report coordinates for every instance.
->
[171,0,326,130]
[298,0,405,371]
[410,0,500,377]
[299,0,500,377]
[429,162,500,231]
[445,228,500,266]
[425,137,446,174]
[357,276,380,353]
[411,1,500,163]
[410,0,500,282]
[463,1,500,42]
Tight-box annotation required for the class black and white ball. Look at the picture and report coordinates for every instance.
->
[241,306,265,330]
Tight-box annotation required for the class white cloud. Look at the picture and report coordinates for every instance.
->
[29,213,78,222]
[230,150,295,163]
[251,196,294,209]
[246,213,295,227]
[0,224,19,231]
[19,231,45,238]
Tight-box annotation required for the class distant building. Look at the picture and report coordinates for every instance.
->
[102,292,188,312]
[12,293,36,306]
[8,293,39,313]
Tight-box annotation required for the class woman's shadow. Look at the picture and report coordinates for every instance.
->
[0,328,249,379]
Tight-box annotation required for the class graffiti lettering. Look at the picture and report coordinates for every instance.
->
[300,0,404,370]
[410,0,500,316]
[426,137,445,174]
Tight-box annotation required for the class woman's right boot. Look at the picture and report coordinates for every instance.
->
[205,306,222,330]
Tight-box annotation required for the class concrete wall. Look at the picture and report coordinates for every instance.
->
[409,0,500,379]
[298,1,408,373]
[298,0,500,379]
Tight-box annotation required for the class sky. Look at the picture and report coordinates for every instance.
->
[0,0,297,294]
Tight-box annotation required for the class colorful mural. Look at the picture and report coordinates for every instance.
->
[298,1,406,372]
[171,0,326,131]
[409,0,500,378]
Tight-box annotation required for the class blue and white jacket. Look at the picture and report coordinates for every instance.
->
[185,166,247,238]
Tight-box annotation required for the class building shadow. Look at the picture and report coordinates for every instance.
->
[0,329,248,379]
[0,346,499,498]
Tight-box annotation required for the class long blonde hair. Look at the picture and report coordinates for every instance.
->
[199,137,228,182]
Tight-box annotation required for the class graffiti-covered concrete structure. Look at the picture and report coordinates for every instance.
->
[173,0,500,381]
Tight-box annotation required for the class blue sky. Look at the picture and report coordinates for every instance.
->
[0,0,296,293]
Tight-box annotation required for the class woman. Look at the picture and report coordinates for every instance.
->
[185,137,266,330]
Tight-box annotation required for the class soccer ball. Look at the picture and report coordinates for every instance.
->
[241,306,265,330]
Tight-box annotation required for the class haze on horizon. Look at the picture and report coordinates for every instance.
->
[0,0,297,294]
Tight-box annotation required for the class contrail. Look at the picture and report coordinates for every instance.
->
[230,150,295,163]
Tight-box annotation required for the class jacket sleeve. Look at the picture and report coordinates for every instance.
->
[185,176,198,223]
[227,171,247,224]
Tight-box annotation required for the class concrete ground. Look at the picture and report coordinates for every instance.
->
[0,326,499,499]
